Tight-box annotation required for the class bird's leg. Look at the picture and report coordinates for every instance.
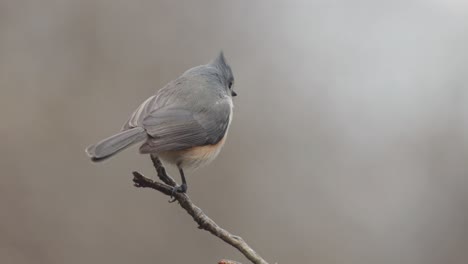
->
[177,167,188,193]
[169,167,188,201]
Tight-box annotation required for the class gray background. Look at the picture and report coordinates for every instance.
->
[1,1,467,264]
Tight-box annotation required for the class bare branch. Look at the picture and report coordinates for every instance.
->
[132,155,270,264]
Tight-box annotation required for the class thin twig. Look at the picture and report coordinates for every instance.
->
[132,155,269,264]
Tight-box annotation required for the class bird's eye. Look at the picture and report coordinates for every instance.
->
[228,82,233,89]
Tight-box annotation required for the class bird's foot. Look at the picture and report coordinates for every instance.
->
[169,183,187,203]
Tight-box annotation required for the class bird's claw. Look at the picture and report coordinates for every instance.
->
[168,183,187,203]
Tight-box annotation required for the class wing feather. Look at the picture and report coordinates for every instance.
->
[140,100,231,153]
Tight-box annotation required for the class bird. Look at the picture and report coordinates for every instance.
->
[85,52,236,195]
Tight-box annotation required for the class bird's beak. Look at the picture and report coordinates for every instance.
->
[231,90,237,97]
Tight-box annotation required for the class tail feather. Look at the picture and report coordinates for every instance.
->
[86,127,147,162]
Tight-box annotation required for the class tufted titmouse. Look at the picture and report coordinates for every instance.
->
[86,52,236,194]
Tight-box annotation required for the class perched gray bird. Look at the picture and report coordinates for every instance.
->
[86,52,236,194]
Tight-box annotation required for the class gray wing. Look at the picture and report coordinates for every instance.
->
[122,76,198,130]
[139,100,231,153]
[122,95,157,130]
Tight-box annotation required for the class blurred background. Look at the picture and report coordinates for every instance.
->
[1,1,467,263]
